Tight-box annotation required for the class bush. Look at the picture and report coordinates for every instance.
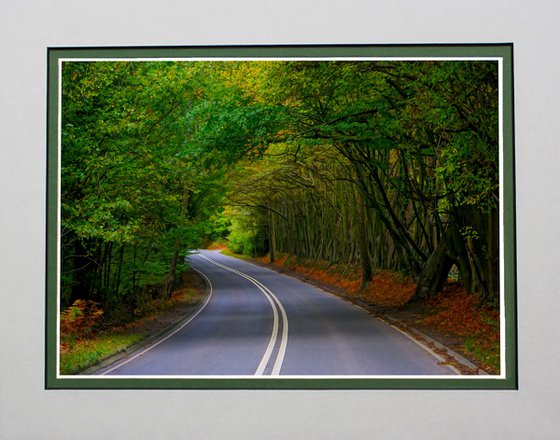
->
[60,299,104,337]
[227,228,255,255]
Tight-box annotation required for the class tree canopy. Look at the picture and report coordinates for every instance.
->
[60,59,500,317]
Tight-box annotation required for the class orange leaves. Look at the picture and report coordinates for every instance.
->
[360,271,416,307]
[207,242,227,251]
[60,299,104,337]
[266,254,361,292]
[295,262,361,293]
[59,341,70,354]
[419,285,499,340]
[415,285,501,373]
[260,253,415,308]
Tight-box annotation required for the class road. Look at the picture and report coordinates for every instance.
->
[98,250,456,376]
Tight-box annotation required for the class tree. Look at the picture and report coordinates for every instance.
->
[61,58,500,316]
[226,60,499,305]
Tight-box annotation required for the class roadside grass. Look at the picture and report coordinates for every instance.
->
[226,248,501,374]
[60,333,143,375]
[464,337,500,373]
[59,278,205,375]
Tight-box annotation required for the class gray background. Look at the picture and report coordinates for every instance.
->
[1,0,559,438]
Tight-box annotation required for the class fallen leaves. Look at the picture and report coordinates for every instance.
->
[359,271,416,307]
[419,284,499,339]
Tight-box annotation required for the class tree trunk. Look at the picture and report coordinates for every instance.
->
[113,243,125,297]
[165,235,182,297]
[356,185,373,290]
[409,240,454,302]
[484,206,499,306]
[165,188,190,297]
[269,209,276,263]
[69,238,92,305]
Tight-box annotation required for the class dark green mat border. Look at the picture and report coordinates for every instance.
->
[46,44,516,390]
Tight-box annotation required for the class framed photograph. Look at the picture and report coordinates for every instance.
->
[46,44,516,390]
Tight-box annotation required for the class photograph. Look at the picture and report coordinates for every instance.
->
[6,0,560,437]
[47,46,516,389]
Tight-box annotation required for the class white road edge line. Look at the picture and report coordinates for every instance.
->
[198,253,289,376]
[100,267,214,376]
[389,324,460,375]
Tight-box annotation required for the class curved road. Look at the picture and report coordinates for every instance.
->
[97,250,456,376]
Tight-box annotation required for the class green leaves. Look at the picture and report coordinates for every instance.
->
[224,60,500,303]
[60,59,501,309]
[61,61,219,306]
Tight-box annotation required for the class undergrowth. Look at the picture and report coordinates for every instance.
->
[59,286,204,375]
[60,333,143,375]
[418,286,500,373]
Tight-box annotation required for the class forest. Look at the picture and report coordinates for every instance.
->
[60,59,500,323]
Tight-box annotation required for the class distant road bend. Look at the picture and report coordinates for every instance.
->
[98,250,457,376]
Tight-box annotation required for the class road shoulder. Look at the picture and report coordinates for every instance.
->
[234,253,491,375]
[77,269,211,375]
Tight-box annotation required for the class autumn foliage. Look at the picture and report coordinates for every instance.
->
[260,253,416,307]
[419,284,500,337]
[60,299,104,337]
[262,254,362,292]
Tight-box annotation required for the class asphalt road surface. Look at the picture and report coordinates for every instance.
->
[97,250,456,376]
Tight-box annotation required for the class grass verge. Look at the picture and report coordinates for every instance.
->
[60,333,143,375]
